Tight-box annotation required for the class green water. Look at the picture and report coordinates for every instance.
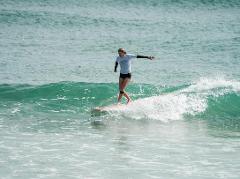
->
[0,0,240,178]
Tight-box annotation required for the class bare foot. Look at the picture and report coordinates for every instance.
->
[127,99,132,104]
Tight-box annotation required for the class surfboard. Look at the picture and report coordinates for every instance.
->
[91,103,127,116]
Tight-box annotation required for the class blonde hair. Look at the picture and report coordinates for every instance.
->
[118,48,126,54]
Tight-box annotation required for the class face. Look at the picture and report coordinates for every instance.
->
[118,51,125,57]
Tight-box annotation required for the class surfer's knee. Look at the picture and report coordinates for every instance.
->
[119,90,125,94]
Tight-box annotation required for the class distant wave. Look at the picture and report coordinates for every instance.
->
[1,0,239,27]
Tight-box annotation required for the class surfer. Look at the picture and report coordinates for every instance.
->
[114,48,154,104]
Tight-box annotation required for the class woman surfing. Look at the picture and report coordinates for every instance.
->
[114,48,154,104]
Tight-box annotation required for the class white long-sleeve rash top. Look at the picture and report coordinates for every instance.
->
[115,54,136,74]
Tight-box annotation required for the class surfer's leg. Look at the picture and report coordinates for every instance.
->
[118,78,124,102]
[121,78,132,103]
[123,92,131,104]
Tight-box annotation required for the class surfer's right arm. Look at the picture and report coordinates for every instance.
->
[114,62,118,72]
[114,57,120,72]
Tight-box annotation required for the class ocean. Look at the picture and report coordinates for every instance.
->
[0,0,240,178]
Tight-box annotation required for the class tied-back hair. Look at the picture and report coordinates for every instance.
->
[118,48,126,54]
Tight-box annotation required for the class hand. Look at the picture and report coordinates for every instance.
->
[148,56,154,60]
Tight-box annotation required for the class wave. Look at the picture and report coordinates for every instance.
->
[0,78,240,123]
[0,82,160,116]
[100,78,240,122]
[107,0,240,8]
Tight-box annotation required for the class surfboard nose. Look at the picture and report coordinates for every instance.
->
[91,107,107,117]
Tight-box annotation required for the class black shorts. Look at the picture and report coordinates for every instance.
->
[120,73,131,79]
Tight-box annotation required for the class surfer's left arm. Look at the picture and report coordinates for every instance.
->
[137,55,154,60]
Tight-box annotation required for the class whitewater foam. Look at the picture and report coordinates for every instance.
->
[106,78,240,121]
[182,77,240,93]
[107,92,207,121]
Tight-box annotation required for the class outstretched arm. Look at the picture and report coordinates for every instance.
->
[114,62,118,72]
[137,55,154,60]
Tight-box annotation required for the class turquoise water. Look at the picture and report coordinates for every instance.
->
[1,0,240,178]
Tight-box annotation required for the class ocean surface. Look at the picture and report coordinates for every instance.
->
[0,0,240,178]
